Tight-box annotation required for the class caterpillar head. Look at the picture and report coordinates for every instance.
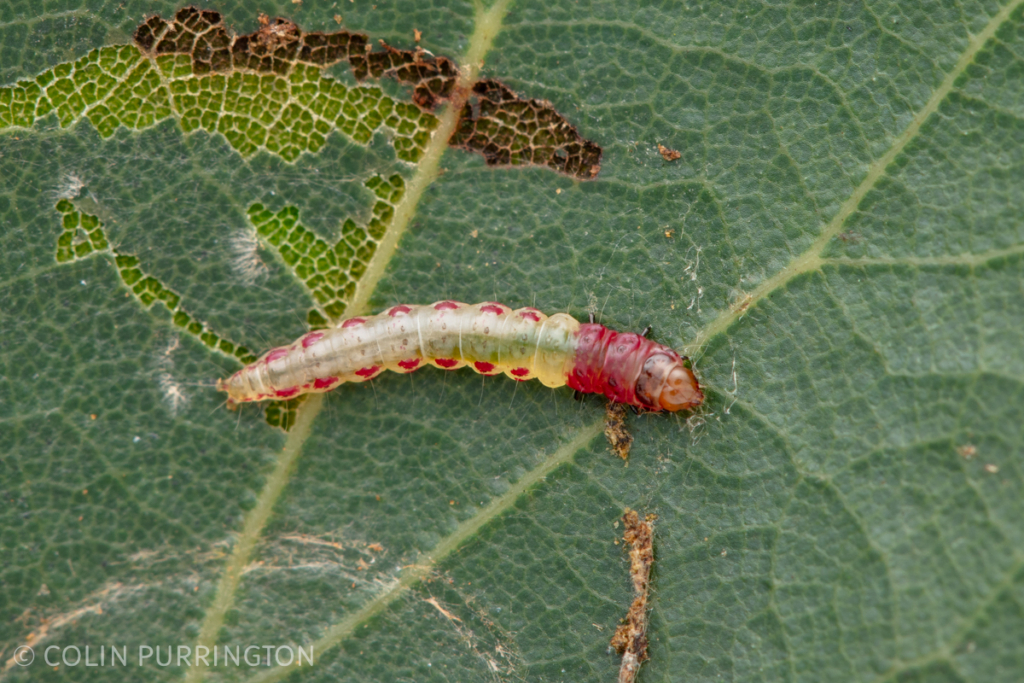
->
[636,354,703,412]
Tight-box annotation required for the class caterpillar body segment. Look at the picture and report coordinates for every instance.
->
[218,301,703,412]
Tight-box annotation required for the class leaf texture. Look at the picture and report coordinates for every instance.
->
[1,0,1023,682]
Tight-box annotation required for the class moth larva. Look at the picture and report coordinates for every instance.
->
[217,302,704,412]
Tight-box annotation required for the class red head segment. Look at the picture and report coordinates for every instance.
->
[568,324,704,412]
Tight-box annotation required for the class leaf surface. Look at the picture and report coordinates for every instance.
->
[2,1,1023,682]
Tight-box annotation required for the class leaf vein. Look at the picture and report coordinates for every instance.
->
[685,0,1024,356]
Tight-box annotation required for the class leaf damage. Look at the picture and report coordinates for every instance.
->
[132,6,602,179]
[52,199,257,365]
[1,12,437,162]
[246,173,406,326]
[350,39,460,110]
[610,509,655,683]
[134,7,367,75]
[451,80,603,179]
[264,395,304,430]
[29,5,605,426]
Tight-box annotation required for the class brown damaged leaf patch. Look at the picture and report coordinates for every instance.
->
[133,7,602,180]
[611,509,655,683]
[134,7,366,75]
[451,80,602,179]
[134,7,456,108]
[350,40,460,110]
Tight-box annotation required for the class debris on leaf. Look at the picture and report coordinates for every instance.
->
[957,444,977,460]
[657,144,681,161]
[604,402,633,461]
[425,596,462,622]
[610,509,656,683]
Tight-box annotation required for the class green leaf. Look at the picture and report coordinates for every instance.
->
[2,1,1023,682]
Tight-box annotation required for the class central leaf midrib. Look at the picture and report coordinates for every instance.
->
[193,1,1021,680]
[184,1,514,681]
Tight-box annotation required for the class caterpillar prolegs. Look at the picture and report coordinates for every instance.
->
[217,301,704,412]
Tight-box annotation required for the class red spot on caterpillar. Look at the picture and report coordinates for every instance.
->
[301,331,324,348]
[275,387,300,398]
[435,358,459,368]
[398,358,421,370]
[480,303,505,315]
[356,366,381,378]
[314,376,338,389]
[388,305,412,316]
[341,317,366,328]
[519,309,541,321]
[265,348,289,363]
[511,367,530,377]
[434,301,460,310]
[474,361,496,373]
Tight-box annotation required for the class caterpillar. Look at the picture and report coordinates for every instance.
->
[217,302,704,412]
